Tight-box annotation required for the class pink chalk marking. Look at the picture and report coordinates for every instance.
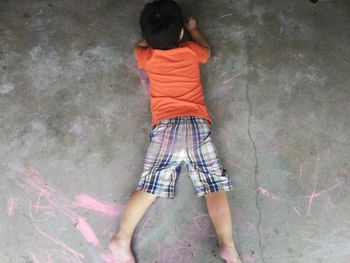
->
[270,142,281,149]
[28,251,41,263]
[217,13,233,19]
[298,158,303,182]
[212,51,224,61]
[227,160,254,176]
[125,62,150,97]
[29,202,85,260]
[306,191,317,216]
[314,152,320,187]
[32,204,53,210]
[100,252,116,263]
[149,218,209,262]
[320,181,343,194]
[218,70,232,78]
[29,201,55,225]
[257,186,281,201]
[305,152,343,216]
[192,208,213,237]
[241,254,255,262]
[304,152,321,216]
[264,139,281,155]
[51,248,84,263]
[47,254,54,263]
[74,194,123,217]
[218,71,228,78]
[175,247,184,262]
[72,122,85,137]
[293,206,302,216]
[136,218,152,241]
[16,167,105,252]
[22,168,64,209]
[236,207,257,232]
[155,239,162,262]
[7,164,131,261]
[35,191,42,213]
[7,197,18,216]
[305,180,344,216]
[74,216,101,247]
[215,51,224,57]
[192,212,204,231]
[162,240,196,262]
[223,72,241,84]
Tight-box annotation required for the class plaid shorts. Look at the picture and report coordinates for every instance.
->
[136,116,233,199]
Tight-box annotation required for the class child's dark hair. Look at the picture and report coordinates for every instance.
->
[139,0,184,50]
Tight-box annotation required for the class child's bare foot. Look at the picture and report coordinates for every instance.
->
[218,242,242,263]
[108,236,135,263]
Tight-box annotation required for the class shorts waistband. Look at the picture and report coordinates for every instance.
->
[155,116,209,127]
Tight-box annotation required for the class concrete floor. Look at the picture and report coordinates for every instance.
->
[1,0,350,262]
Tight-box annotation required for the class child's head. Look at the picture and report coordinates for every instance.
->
[139,0,184,50]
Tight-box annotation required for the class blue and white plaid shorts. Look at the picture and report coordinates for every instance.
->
[136,116,233,199]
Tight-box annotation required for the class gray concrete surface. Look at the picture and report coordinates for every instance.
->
[1,0,350,262]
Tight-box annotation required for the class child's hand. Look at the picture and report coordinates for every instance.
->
[184,16,197,32]
[136,39,148,48]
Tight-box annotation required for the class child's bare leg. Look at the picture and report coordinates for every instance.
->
[205,190,242,263]
[108,190,157,263]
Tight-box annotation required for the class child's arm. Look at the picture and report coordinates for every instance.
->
[134,40,148,55]
[185,17,211,58]
[134,39,149,69]
[133,39,148,63]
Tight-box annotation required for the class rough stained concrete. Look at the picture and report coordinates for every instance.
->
[0,0,349,262]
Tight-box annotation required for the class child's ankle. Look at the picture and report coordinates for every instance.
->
[219,237,235,247]
[112,233,132,245]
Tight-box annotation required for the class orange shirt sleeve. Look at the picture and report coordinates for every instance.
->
[134,47,150,69]
[187,42,210,64]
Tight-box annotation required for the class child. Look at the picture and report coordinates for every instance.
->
[108,1,242,262]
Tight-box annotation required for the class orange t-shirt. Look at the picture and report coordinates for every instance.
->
[134,41,213,128]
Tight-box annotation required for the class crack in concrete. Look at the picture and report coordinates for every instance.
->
[246,80,266,263]
[244,28,266,262]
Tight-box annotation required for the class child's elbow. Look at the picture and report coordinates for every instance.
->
[206,48,211,60]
